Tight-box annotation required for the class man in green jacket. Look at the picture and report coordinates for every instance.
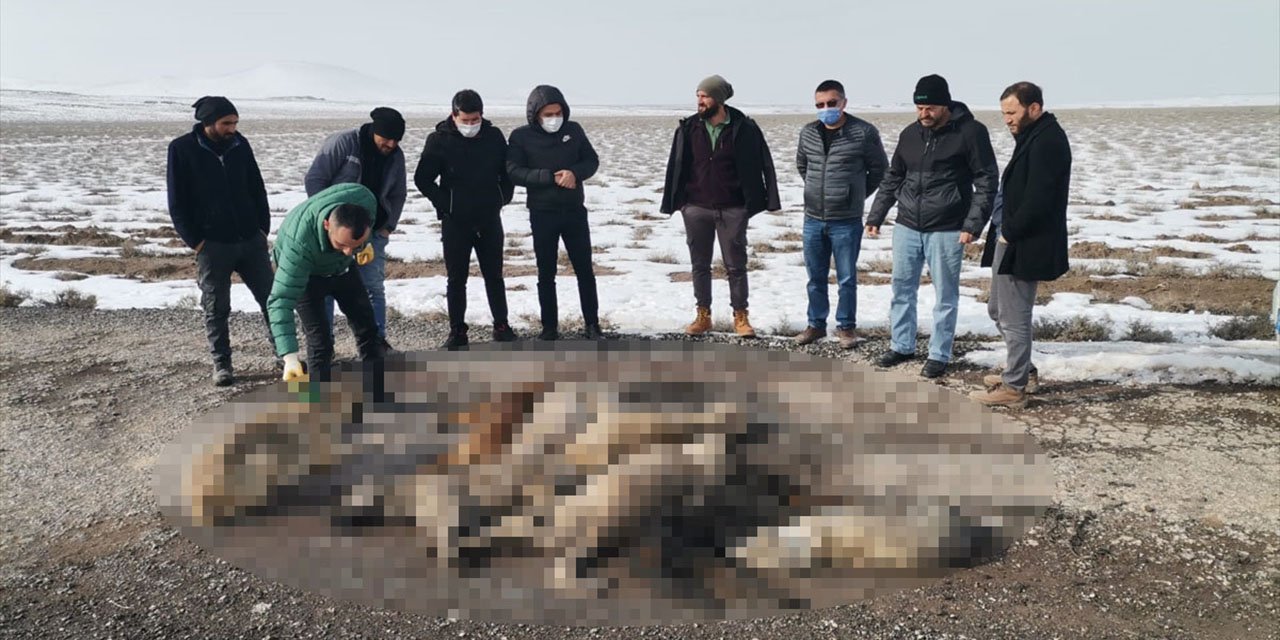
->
[267,183,384,381]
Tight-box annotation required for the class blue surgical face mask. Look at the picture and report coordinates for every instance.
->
[817,107,842,126]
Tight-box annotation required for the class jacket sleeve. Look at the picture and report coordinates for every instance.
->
[304,133,345,197]
[658,126,682,214]
[265,233,313,356]
[165,142,203,249]
[796,129,808,181]
[961,123,1000,236]
[864,126,888,197]
[505,132,555,187]
[497,134,515,206]
[867,142,906,227]
[413,134,449,216]
[569,126,600,182]
[758,125,781,212]
[1001,132,1071,243]
[383,151,408,231]
[243,142,271,234]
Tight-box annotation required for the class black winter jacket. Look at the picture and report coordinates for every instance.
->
[165,124,270,249]
[981,113,1072,281]
[506,85,600,212]
[796,114,888,221]
[866,102,999,234]
[659,106,781,216]
[413,118,515,223]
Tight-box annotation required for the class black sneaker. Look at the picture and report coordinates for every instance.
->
[876,350,916,368]
[442,330,468,350]
[538,326,559,341]
[493,323,517,342]
[213,363,234,387]
[583,323,605,340]
[920,359,948,379]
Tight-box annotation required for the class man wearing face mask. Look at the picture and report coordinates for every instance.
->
[794,79,888,349]
[866,74,998,379]
[414,90,517,349]
[660,74,781,338]
[506,85,603,341]
[305,107,408,354]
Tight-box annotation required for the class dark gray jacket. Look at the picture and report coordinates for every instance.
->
[796,114,888,221]
[866,101,998,234]
[303,127,407,231]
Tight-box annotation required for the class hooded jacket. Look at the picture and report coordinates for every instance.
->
[866,101,999,234]
[413,118,515,223]
[659,105,781,216]
[506,85,600,212]
[266,183,377,355]
[303,124,407,232]
[796,114,889,221]
[166,124,270,248]
[981,112,1072,281]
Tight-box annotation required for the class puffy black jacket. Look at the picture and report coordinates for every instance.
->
[981,113,1072,281]
[506,85,600,212]
[796,114,888,221]
[866,102,998,234]
[413,118,515,223]
[659,106,781,216]
[165,124,270,249]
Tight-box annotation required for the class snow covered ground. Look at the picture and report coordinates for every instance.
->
[1,94,1276,385]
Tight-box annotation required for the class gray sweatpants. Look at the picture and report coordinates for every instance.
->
[988,240,1039,391]
[681,205,749,311]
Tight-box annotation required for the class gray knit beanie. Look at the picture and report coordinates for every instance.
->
[696,75,734,104]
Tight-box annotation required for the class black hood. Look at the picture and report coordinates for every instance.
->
[943,101,975,127]
[525,85,570,127]
[435,116,495,136]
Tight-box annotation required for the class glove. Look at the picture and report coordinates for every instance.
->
[355,243,375,266]
[281,352,308,382]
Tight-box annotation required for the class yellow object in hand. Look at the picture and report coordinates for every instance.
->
[355,243,375,266]
[281,352,309,382]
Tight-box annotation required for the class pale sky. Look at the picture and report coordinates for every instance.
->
[2,0,1278,106]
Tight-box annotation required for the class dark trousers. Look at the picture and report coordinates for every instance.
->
[295,268,384,380]
[195,234,275,366]
[442,217,508,330]
[530,208,599,329]
[680,204,749,310]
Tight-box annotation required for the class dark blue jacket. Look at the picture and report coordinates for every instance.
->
[166,124,270,248]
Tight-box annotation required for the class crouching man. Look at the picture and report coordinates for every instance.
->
[267,183,384,381]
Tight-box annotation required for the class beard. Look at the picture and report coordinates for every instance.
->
[698,101,721,121]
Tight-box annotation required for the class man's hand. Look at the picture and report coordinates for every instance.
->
[355,243,375,266]
[554,170,577,190]
[959,231,976,244]
[281,353,308,382]
[195,240,206,253]
[865,225,880,239]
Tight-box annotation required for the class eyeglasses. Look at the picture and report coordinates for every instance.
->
[815,99,841,109]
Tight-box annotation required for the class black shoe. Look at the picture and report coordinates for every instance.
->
[213,363,234,387]
[583,323,605,340]
[493,323,517,342]
[876,350,915,368]
[442,330,468,350]
[920,359,948,379]
[538,326,559,341]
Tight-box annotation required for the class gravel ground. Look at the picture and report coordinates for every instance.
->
[1,308,1277,639]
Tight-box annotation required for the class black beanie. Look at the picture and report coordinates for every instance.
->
[192,96,238,125]
[913,74,952,106]
[369,106,405,140]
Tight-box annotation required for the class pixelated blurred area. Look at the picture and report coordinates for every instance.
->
[156,342,1052,625]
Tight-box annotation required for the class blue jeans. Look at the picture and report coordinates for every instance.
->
[803,217,861,330]
[889,226,963,363]
[325,231,389,338]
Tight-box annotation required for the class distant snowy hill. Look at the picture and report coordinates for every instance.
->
[65,62,416,102]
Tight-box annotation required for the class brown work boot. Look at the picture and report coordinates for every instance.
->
[685,306,712,336]
[833,327,862,350]
[794,326,825,345]
[969,384,1028,408]
[983,368,1039,394]
[733,309,756,338]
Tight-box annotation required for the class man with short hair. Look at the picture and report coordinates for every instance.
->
[507,85,604,341]
[660,74,781,338]
[414,90,516,349]
[867,74,999,378]
[794,79,888,349]
[267,183,384,382]
[166,95,276,386]
[305,107,408,352]
[971,81,1071,407]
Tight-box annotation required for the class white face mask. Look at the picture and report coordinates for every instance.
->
[541,116,564,134]
[455,119,481,138]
